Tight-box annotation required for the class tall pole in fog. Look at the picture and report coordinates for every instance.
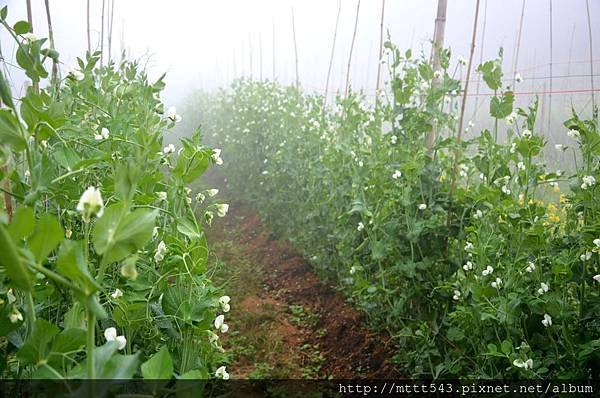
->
[291,8,300,88]
[425,0,448,151]
[87,0,91,53]
[345,0,361,98]
[375,0,386,109]
[512,0,525,86]
[324,0,342,108]
[585,0,596,111]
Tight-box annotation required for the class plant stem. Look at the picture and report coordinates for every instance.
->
[87,309,96,379]
[26,291,36,331]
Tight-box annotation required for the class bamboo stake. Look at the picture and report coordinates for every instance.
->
[108,0,115,63]
[345,0,361,98]
[375,0,385,108]
[44,0,59,91]
[585,0,596,111]
[291,8,299,88]
[548,0,553,134]
[272,19,276,81]
[473,0,487,119]
[425,0,448,150]
[447,0,481,226]
[567,24,575,103]
[324,0,342,108]
[259,32,263,81]
[87,0,91,53]
[100,0,105,65]
[25,0,39,94]
[512,0,525,87]
[248,33,253,79]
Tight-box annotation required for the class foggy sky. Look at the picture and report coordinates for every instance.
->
[1,0,599,153]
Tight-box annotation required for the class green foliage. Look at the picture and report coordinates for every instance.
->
[0,6,228,381]
[193,41,600,379]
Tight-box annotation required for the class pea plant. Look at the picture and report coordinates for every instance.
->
[0,6,231,382]
[191,40,600,379]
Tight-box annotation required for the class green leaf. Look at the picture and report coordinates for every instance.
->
[56,240,100,295]
[172,141,211,183]
[0,224,32,291]
[0,109,26,151]
[115,162,141,204]
[446,327,465,342]
[17,319,60,365]
[141,345,173,379]
[13,20,31,35]
[490,91,514,119]
[50,328,86,356]
[8,207,35,240]
[177,218,202,240]
[29,214,64,264]
[501,339,513,355]
[92,204,158,264]
[0,71,15,110]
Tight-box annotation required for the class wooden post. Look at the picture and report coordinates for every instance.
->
[425,0,448,150]
[291,8,299,88]
[512,0,525,87]
[473,0,487,120]
[585,0,596,111]
[108,0,115,63]
[375,0,385,108]
[548,0,553,132]
[447,0,481,227]
[44,0,59,90]
[259,32,263,81]
[100,0,105,64]
[344,0,361,98]
[272,19,276,81]
[87,0,91,53]
[324,0,342,108]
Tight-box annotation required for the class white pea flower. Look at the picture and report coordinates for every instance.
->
[517,162,525,171]
[463,261,473,271]
[542,313,552,327]
[207,189,219,197]
[111,289,123,299]
[156,191,167,201]
[104,327,127,350]
[537,282,549,295]
[580,252,592,261]
[506,112,517,125]
[166,106,182,123]
[525,261,536,273]
[70,69,85,81]
[357,222,364,231]
[154,241,167,262]
[358,160,364,167]
[94,127,110,141]
[76,186,104,223]
[514,73,523,83]
[418,203,427,210]
[581,176,596,190]
[390,135,397,144]
[215,204,229,217]
[22,32,37,41]
[214,314,229,333]
[452,290,461,301]
[162,144,176,155]
[65,228,73,239]
[212,148,224,165]
[513,358,533,370]
[567,129,580,139]
[522,129,532,139]
[555,144,566,151]
[8,308,23,323]
[215,365,230,380]
[509,142,517,153]
[152,226,159,237]
[474,209,483,219]
[392,170,402,179]
[464,242,474,251]
[594,238,600,248]
[593,275,600,283]
[349,266,356,275]
[501,185,511,195]
[433,70,442,80]
[219,296,231,313]
[491,277,502,288]
[482,265,494,276]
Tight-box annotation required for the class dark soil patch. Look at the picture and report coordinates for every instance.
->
[205,172,399,379]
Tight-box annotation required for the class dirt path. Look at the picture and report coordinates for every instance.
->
[206,176,399,379]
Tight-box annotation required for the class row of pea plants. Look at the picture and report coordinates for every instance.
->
[190,41,600,379]
[0,7,232,383]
